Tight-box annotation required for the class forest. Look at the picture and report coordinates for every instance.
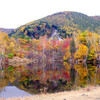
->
[0,29,100,65]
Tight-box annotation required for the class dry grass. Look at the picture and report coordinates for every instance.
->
[1,85,100,100]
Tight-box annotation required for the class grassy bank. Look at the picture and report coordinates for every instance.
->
[1,85,100,100]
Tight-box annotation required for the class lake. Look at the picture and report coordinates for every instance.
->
[0,61,100,98]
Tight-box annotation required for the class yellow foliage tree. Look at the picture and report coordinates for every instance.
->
[75,44,88,60]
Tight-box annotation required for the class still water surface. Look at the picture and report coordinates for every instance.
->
[0,61,100,98]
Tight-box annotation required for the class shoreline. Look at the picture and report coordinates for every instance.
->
[2,85,100,100]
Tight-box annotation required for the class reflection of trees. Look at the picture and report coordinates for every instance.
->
[70,64,76,86]
[0,70,8,92]
[95,65,100,85]
[0,79,7,92]
[0,62,100,94]
[74,64,88,87]
[87,64,96,85]
[11,62,72,93]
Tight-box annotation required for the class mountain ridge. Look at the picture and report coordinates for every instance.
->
[0,28,14,34]
[9,11,100,39]
[91,16,100,21]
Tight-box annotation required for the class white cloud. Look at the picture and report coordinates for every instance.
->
[0,0,100,28]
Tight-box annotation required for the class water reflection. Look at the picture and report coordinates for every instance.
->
[0,62,100,95]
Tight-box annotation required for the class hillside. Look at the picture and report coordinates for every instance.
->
[0,28,14,34]
[91,16,100,21]
[9,11,100,39]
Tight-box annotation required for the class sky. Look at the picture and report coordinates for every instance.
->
[0,0,100,29]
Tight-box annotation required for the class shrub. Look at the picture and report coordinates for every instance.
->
[17,52,24,58]
[8,53,14,59]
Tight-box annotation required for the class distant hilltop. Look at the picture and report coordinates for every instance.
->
[91,16,100,21]
[0,28,14,34]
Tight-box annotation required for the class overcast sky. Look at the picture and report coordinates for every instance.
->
[0,0,100,28]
